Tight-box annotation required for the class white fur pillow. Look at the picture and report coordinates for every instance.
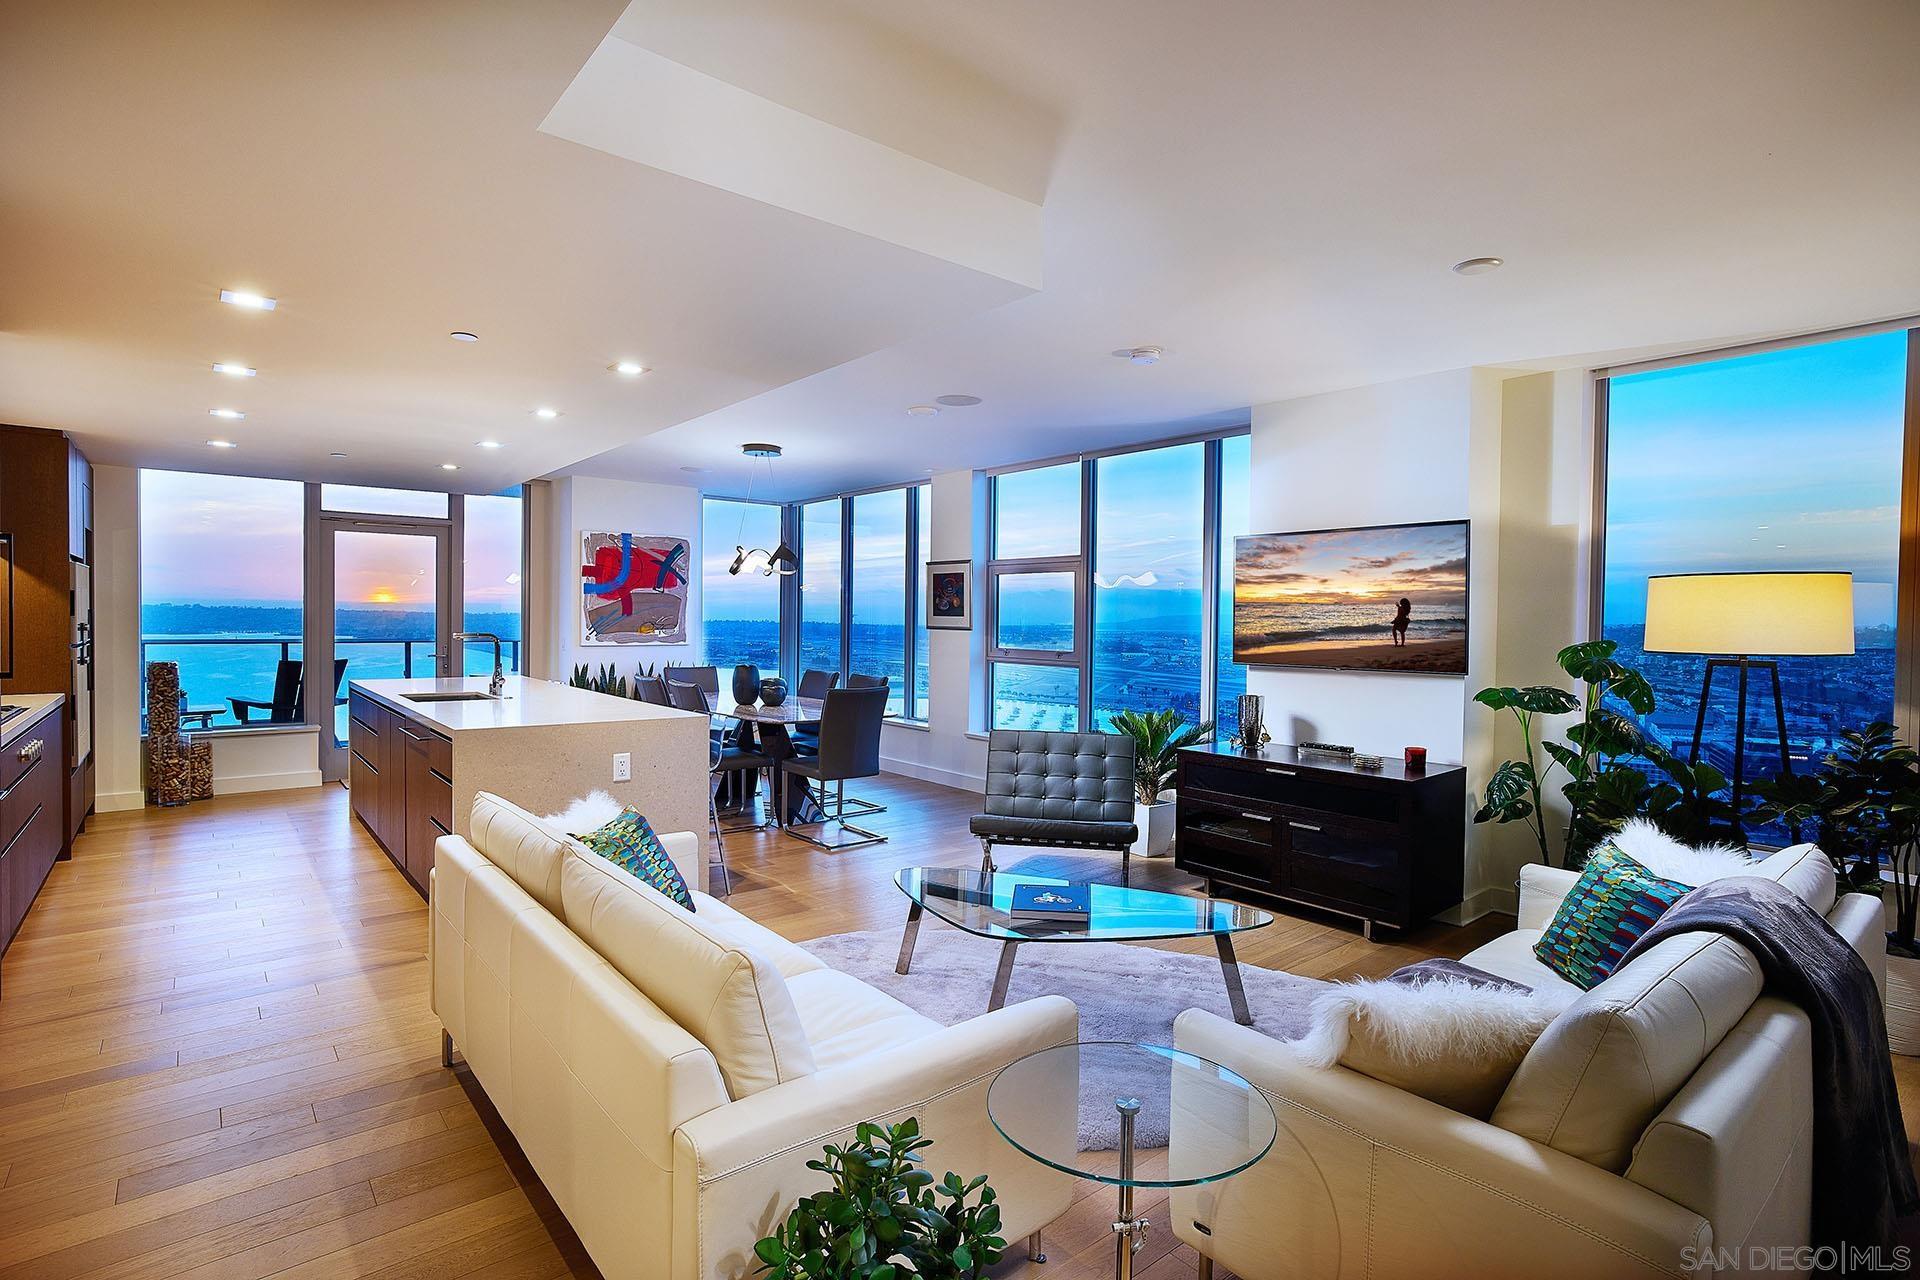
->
[543,790,626,836]
[1291,975,1576,1118]
[1607,819,1754,886]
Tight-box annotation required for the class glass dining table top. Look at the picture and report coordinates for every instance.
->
[711,697,824,725]
[987,1041,1277,1187]
[894,867,1272,943]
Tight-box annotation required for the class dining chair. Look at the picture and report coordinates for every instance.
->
[790,669,839,752]
[820,673,890,817]
[666,680,771,869]
[632,674,669,706]
[662,665,720,701]
[778,685,889,851]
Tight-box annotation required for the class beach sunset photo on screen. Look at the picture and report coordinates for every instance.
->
[1232,521,1469,673]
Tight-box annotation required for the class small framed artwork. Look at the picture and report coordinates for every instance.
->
[926,559,973,630]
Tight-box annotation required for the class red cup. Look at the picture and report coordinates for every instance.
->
[1404,746,1427,773]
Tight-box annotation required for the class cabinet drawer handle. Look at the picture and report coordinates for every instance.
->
[1288,820,1323,833]
[395,726,427,742]
[1264,766,1296,777]
[17,738,44,763]
[1239,811,1272,823]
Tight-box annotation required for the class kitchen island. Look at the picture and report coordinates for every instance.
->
[346,675,708,897]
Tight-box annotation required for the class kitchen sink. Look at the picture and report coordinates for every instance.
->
[401,692,500,703]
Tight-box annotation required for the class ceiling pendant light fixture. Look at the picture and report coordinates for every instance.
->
[729,443,798,577]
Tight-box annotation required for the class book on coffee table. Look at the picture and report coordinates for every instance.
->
[1009,882,1092,923]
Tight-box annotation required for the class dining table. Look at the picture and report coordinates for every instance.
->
[710,697,829,825]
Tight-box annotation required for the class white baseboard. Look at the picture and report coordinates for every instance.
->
[97,789,147,813]
[212,769,324,796]
[1442,882,1518,925]
[879,757,982,793]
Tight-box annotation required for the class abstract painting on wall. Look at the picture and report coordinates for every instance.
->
[1232,520,1469,673]
[580,531,690,645]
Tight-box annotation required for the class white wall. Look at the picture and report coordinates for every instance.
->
[1243,367,1595,916]
[92,465,145,811]
[538,475,705,682]
[878,468,990,789]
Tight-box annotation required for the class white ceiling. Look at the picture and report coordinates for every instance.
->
[4,1,1918,502]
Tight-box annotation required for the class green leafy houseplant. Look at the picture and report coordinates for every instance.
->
[1474,640,1734,868]
[1105,708,1216,805]
[753,1119,1005,1280]
[1754,722,1920,910]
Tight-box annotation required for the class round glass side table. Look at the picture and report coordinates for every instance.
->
[987,1041,1276,1280]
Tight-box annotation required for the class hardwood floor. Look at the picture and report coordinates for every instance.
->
[0,776,1902,1278]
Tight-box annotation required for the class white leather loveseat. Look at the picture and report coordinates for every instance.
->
[1170,844,1884,1279]
[430,792,1077,1280]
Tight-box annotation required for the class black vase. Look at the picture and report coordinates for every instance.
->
[731,664,760,705]
[759,676,788,707]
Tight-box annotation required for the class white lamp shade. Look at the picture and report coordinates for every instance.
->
[1642,572,1854,657]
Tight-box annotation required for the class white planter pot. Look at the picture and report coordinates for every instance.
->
[1886,953,1920,1057]
[1132,800,1176,859]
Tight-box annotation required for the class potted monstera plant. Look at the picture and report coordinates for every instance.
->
[1106,709,1215,859]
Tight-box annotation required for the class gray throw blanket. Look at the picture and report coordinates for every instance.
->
[1619,877,1918,1253]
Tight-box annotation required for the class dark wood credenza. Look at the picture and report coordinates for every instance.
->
[1173,742,1465,938]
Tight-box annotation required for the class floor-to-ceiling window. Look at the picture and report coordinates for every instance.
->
[1600,328,1909,790]
[799,499,843,676]
[987,436,1247,736]
[911,482,931,720]
[702,498,783,672]
[849,488,908,714]
[461,491,523,676]
[1092,442,1204,729]
[139,471,305,730]
[989,461,1084,731]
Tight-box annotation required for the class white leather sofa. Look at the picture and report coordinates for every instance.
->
[429,792,1078,1280]
[1170,844,1884,1279]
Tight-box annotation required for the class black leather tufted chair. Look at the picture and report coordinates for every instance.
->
[970,729,1139,884]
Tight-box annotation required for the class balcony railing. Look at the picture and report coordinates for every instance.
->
[138,636,521,732]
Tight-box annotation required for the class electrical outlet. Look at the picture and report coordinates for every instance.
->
[612,752,631,783]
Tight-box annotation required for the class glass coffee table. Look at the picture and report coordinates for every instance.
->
[989,1041,1276,1280]
[893,867,1274,1025]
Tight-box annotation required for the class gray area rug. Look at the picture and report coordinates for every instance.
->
[802,921,1328,1150]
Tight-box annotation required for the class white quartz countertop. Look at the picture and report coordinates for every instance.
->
[350,676,699,734]
[0,693,65,751]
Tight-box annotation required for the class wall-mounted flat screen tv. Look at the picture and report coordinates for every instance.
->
[1232,520,1469,673]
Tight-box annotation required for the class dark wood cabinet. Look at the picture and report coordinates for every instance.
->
[347,689,450,898]
[0,701,67,997]
[1174,743,1465,937]
[0,424,94,848]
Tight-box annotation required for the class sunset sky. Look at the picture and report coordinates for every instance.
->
[140,472,521,608]
[1234,524,1468,606]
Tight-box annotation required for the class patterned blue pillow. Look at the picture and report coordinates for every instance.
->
[575,806,693,911]
[1533,842,1689,990]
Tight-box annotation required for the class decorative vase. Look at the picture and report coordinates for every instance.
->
[759,676,788,707]
[1236,693,1265,752]
[1131,799,1177,859]
[731,664,760,706]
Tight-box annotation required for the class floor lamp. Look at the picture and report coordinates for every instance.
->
[1643,572,1854,841]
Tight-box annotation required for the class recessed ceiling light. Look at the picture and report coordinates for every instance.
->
[1451,257,1505,275]
[533,407,560,419]
[218,289,276,311]
[679,465,711,474]
[906,405,939,417]
[610,361,648,377]
[329,452,348,459]
[209,408,245,419]
[1112,346,1163,365]
[449,331,479,342]
[935,394,981,407]
[207,439,238,449]
[211,362,255,378]
[475,440,503,449]
[440,463,460,471]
